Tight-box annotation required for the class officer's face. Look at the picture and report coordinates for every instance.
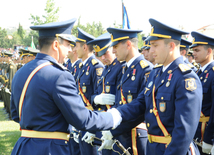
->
[58,39,72,64]
[150,39,170,65]
[100,47,115,65]
[141,49,147,56]
[67,46,75,59]
[143,49,149,60]
[113,42,128,61]
[147,49,155,64]
[75,42,84,59]
[192,45,209,65]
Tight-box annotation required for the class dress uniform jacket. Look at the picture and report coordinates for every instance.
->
[91,58,125,111]
[77,54,104,155]
[64,59,72,72]
[111,55,153,155]
[117,57,202,155]
[70,59,82,82]
[195,61,214,145]
[10,53,114,155]
[184,58,197,72]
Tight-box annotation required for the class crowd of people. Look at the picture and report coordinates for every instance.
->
[1,17,214,155]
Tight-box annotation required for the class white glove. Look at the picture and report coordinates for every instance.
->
[211,146,214,155]
[94,94,115,105]
[73,132,79,143]
[98,138,114,151]
[102,130,113,140]
[81,132,95,144]
[72,126,79,143]
[202,141,213,154]
[107,108,122,129]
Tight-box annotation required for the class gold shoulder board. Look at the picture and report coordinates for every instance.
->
[179,64,190,72]
[140,60,149,69]
[187,64,194,68]
[91,59,98,65]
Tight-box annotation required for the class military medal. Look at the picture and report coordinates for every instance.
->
[166,73,172,87]
[86,66,90,75]
[131,69,136,81]
[73,68,77,76]
[204,73,209,83]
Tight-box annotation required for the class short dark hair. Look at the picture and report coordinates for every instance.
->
[79,42,94,52]
[121,38,138,48]
[164,39,180,46]
[203,45,214,50]
[38,37,64,50]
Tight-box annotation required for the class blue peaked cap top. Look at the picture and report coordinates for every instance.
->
[107,27,142,46]
[180,39,192,49]
[141,36,150,50]
[76,27,95,44]
[146,18,189,41]
[30,18,77,39]
[87,33,111,57]
[190,31,214,48]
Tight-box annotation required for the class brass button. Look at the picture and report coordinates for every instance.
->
[161,97,164,100]
[128,90,130,93]
[82,70,84,72]
[127,74,129,77]
[161,80,164,83]
[107,82,109,84]
[119,101,122,104]
[83,83,85,85]
[138,133,141,136]
[200,77,203,80]
[147,123,150,127]
[150,109,153,113]
[65,141,67,144]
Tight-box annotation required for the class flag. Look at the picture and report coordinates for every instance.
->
[31,36,36,49]
[122,1,131,29]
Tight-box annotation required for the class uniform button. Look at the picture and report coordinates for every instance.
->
[161,80,164,83]
[147,123,150,127]
[82,70,84,72]
[65,141,67,144]
[107,82,109,84]
[200,77,203,80]
[138,133,141,136]
[150,109,153,113]
[119,101,122,104]
[127,74,129,77]
[161,97,164,100]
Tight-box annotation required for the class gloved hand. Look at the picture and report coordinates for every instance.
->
[102,130,113,140]
[98,139,114,151]
[94,94,115,105]
[202,141,213,154]
[72,126,79,143]
[107,108,122,129]
[211,145,214,155]
[81,132,95,144]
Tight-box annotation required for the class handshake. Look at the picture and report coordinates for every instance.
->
[94,94,115,105]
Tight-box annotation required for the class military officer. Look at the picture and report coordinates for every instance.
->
[81,33,125,154]
[106,18,202,155]
[187,51,200,70]
[98,28,153,155]
[140,36,148,56]
[18,48,30,66]
[144,39,156,65]
[10,18,116,155]
[180,38,198,72]
[190,31,214,154]
[75,27,104,155]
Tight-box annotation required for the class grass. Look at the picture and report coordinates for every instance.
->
[0,102,20,155]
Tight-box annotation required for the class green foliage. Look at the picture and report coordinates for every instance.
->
[29,0,59,25]
[17,23,25,39]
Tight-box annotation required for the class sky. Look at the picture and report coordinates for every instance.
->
[1,0,214,36]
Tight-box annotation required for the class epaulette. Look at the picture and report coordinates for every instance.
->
[187,63,194,68]
[79,62,83,68]
[140,60,149,69]
[179,64,191,72]
[91,59,98,66]
[154,64,163,68]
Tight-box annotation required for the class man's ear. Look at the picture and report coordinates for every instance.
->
[169,41,176,51]
[207,47,213,56]
[52,40,59,52]
[127,40,132,49]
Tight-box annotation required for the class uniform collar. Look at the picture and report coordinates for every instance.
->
[72,59,80,67]
[82,55,94,66]
[201,60,214,72]
[162,61,173,72]
[35,53,58,64]
[127,53,141,68]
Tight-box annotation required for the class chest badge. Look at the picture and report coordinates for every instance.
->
[105,85,110,93]
[159,101,166,112]
[166,73,172,87]
[82,86,87,93]
[131,69,136,81]
[148,81,153,87]
[204,73,209,83]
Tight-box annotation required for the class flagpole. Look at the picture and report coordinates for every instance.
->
[122,0,124,28]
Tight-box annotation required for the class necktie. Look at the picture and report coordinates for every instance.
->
[197,69,202,76]
[124,65,128,72]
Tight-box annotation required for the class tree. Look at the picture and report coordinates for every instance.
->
[17,23,25,39]
[29,0,59,25]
